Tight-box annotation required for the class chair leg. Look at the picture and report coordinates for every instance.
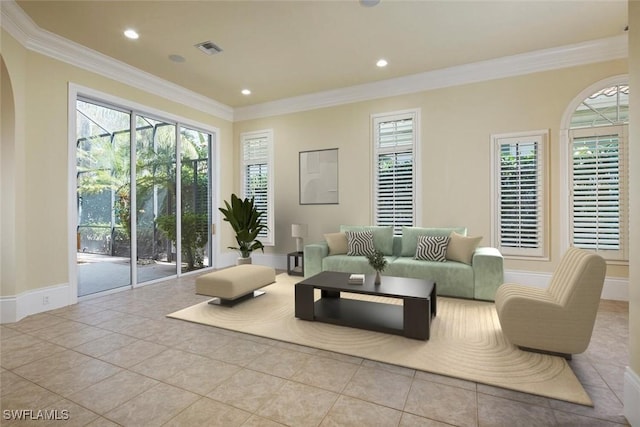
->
[518,346,572,360]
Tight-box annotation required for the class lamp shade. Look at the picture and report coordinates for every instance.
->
[291,224,308,238]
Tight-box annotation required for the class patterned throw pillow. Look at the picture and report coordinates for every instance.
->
[346,230,376,256]
[415,235,449,262]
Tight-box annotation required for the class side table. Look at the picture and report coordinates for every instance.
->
[287,251,304,276]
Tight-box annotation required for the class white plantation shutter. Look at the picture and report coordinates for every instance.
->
[373,112,418,235]
[241,130,274,245]
[491,131,547,258]
[570,126,626,260]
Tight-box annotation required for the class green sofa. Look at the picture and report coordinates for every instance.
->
[303,226,504,301]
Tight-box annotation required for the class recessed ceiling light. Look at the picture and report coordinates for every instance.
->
[241,89,251,95]
[124,29,139,40]
[376,59,388,68]
[360,0,380,7]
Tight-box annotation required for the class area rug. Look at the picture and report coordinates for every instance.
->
[167,273,592,406]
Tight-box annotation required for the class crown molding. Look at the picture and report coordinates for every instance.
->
[0,0,30,45]
[234,35,628,121]
[1,1,628,123]
[1,0,234,122]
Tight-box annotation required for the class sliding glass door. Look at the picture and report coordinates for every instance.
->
[76,98,214,297]
[76,100,132,296]
[135,115,178,283]
[180,127,213,272]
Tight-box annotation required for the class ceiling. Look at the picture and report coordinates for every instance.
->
[16,1,628,108]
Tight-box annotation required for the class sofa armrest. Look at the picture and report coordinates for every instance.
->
[471,247,504,301]
[303,242,329,278]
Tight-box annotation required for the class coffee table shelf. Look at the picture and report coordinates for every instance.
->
[314,297,404,336]
[295,271,436,340]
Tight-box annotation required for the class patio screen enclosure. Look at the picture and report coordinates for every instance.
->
[76,98,214,296]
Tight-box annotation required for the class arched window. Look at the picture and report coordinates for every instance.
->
[570,84,629,128]
[567,83,629,262]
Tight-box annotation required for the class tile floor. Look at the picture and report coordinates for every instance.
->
[0,273,630,426]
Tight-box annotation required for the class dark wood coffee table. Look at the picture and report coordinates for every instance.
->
[295,271,436,340]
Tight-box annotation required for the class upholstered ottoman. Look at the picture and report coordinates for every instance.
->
[195,264,276,306]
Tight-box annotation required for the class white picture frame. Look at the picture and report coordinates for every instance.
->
[299,148,339,205]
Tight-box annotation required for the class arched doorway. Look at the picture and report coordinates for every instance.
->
[1,56,18,300]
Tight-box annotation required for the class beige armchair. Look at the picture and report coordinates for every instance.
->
[495,247,606,358]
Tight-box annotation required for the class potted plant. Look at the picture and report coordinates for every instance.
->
[219,194,268,264]
[367,250,388,285]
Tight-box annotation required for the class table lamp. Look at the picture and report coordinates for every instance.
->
[291,224,308,253]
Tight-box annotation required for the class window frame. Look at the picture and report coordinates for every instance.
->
[240,129,275,246]
[490,130,548,259]
[569,124,628,262]
[371,109,421,234]
[559,76,629,266]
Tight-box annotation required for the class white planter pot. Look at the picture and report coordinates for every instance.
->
[236,257,252,265]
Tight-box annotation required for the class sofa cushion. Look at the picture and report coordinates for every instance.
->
[386,257,474,299]
[447,232,482,265]
[324,232,348,255]
[415,235,449,262]
[340,225,394,255]
[322,255,395,274]
[401,227,467,257]
[346,230,376,256]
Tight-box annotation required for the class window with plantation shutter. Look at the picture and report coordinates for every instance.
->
[570,126,627,261]
[565,83,629,263]
[372,110,419,235]
[491,131,547,258]
[240,130,274,245]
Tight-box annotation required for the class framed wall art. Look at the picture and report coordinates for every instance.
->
[299,148,338,205]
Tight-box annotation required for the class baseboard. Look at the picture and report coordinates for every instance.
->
[600,276,630,301]
[0,296,18,324]
[504,269,629,301]
[625,367,640,426]
[503,270,551,288]
[0,283,70,324]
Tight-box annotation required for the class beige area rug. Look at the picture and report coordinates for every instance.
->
[168,273,592,406]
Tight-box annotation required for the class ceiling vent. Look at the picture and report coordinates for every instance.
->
[195,41,223,55]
